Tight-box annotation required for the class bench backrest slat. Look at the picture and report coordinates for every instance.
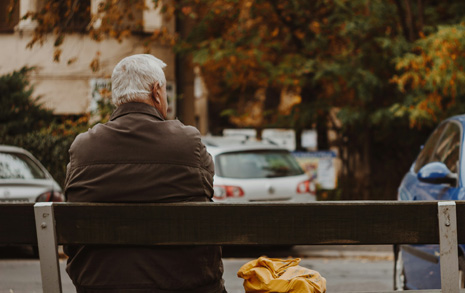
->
[0,203,37,245]
[53,201,441,245]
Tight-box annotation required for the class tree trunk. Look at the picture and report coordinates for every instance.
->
[417,0,424,34]
[295,127,303,151]
[175,11,196,126]
[394,0,411,41]
[316,111,329,150]
[404,0,416,42]
[361,134,371,200]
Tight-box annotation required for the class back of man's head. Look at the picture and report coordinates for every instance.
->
[111,54,167,106]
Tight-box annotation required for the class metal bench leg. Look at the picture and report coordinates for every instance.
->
[34,202,62,293]
[438,201,459,293]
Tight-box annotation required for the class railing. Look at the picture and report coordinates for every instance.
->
[0,201,463,293]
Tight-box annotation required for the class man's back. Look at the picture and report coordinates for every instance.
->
[66,102,214,203]
[65,102,224,292]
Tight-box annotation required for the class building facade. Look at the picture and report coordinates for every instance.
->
[0,0,209,132]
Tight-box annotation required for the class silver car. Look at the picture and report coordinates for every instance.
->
[203,136,316,202]
[0,145,64,203]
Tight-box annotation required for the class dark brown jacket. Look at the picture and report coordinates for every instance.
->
[64,102,225,292]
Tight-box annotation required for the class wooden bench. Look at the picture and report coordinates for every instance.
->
[1,201,464,292]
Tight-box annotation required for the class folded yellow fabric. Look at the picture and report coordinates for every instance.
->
[237,257,326,293]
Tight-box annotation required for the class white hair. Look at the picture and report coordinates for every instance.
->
[111,54,167,106]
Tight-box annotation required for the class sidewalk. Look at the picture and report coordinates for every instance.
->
[222,245,394,292]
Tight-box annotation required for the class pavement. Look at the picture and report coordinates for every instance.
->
[222,245,394,292]
[0,245,395,293]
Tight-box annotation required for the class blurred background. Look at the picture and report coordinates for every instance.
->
[1,0,465,200]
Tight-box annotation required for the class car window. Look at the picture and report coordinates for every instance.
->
[216,150,304,179]
[414,122,461,173]
[0,152,47,179]
[414,123,447,173]
[432,123,461,173]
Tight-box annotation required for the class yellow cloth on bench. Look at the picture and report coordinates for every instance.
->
[237,257,326,293]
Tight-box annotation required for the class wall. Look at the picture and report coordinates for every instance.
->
[0,32,175,115]
[0,0,176,116]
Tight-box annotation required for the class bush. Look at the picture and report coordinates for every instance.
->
[0,68,90,188]
[0,67,54,136]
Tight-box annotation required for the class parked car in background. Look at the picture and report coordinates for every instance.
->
[202,136,316,203]
[395,115,465,290]
[0,145,64,203]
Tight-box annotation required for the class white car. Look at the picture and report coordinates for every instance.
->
[203,136,316,202]
[0,145,64,203]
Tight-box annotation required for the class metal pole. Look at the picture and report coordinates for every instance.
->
[34,202,62,293]
[438,201,459,293]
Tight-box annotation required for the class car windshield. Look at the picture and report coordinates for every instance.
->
[216,150,304,179]
[0,152,47,180]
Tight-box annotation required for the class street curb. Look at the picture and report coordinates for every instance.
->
[291,245,394,260]
[298,250,394,260]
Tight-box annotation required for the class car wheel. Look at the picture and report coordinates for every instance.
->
[393,245,407,290]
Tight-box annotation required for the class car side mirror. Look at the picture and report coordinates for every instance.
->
[417,162,457,186]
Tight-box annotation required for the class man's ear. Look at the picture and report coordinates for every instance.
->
[151,82,161,104]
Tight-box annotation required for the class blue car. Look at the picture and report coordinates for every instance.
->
[396,114,465,289]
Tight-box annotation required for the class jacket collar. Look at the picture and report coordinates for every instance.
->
[110,102,165,122]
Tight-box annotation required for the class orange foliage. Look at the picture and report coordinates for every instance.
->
[393,25,465,127]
